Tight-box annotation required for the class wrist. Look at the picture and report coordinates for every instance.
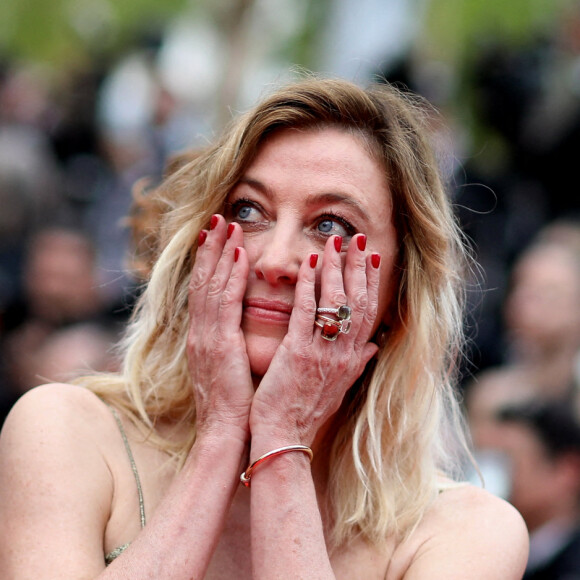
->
[197,415,251,444]
[240,444,313,487]
[189,427,250,475]
[248,423,309,454]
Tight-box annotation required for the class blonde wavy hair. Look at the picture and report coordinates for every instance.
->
[78,76,471,546]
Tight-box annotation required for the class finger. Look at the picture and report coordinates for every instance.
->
[353,252,381,343]
[208,221,244,303]
[286,252,319,343]
[216,235,250,336]
[190,216,248,334]
[188,214,227,323]
[342,233,370,338]
[203,221,248,340]
[318,234,347,310]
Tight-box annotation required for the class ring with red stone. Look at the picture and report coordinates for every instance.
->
[315,313,352,341]
[314,317,341,341]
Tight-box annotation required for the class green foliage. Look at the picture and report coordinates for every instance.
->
[0,0,188,66]
[3,0,576,76]
[423,0,577,62]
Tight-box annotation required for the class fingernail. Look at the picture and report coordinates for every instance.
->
[371,253,381,269]
[234,247,240,262]
[334,236,342,252]
[310,253,318,268]
[227,223,235,239]
[357,234,367,251]
[198,230,207,247]
[210,215,219,230]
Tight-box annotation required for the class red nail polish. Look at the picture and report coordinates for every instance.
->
[210,215,219,230]
[227,223,235,239]
[371,253,381,269]
[310,253,318,268]
[234,247,240,262]
[357,235,367,251]
[198,230,207,247]
[334,236,342,252]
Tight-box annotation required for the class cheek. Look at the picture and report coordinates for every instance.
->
[243,236,260,267]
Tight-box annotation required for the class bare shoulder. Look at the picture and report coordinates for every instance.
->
[396,485,529,580]
[432,483,528,539]
[5,380,107,417]
[0,382,118,508]
[0,383,118,577]
[0,382,121,516]
[1,382,119,454]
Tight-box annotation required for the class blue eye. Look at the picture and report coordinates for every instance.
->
[316,215,355,238]
[237,205,253,220]
[229,199,262,223]
[318,219,335,233]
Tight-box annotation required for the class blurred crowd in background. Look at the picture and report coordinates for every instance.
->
[1,0,580,577]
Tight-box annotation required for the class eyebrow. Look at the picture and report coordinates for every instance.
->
[237,177,372,221]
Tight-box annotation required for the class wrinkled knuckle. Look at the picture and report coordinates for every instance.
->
[366,294,380,316]
[220,288,236,309]
[189,269,208,292]
[367,295,379,316]
[349,290,368,311]
[298,295,317,315]
[207,277,222,298]
[328,290,348,308]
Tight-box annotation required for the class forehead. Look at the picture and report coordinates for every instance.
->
[255,125,379,166]
[243,126,391,211]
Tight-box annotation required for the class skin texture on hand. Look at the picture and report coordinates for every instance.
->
[187,215,254,440]
[250,233,380,448]
[188,215,379,451]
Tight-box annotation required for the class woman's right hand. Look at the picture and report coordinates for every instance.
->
[187,215,253,441]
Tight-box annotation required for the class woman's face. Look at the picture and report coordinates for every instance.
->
[225,126,399,376]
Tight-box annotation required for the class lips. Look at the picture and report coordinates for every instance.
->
[243,297,293,323]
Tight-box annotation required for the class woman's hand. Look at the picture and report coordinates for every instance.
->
[250,233,381,447]
[187,215,254,441]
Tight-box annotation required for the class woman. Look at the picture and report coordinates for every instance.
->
[0,77,528,578]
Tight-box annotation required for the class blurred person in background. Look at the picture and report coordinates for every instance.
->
[0,61,63,310]
[16,227,102,325]
[3,322,119,409]
[0,227,122,421]
[465,218,580,441]
[21,322,118,384]
[451,4,580,378]
[487,400,580,580]
[502,219,580,397]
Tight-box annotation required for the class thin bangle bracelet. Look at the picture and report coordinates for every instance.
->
[240,444,314,487]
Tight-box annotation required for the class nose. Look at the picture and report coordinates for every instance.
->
[253,222,304,285]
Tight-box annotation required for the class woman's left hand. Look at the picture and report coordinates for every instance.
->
[249,233,381,447]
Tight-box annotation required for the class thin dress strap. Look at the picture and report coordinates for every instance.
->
[105,406,146,565]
